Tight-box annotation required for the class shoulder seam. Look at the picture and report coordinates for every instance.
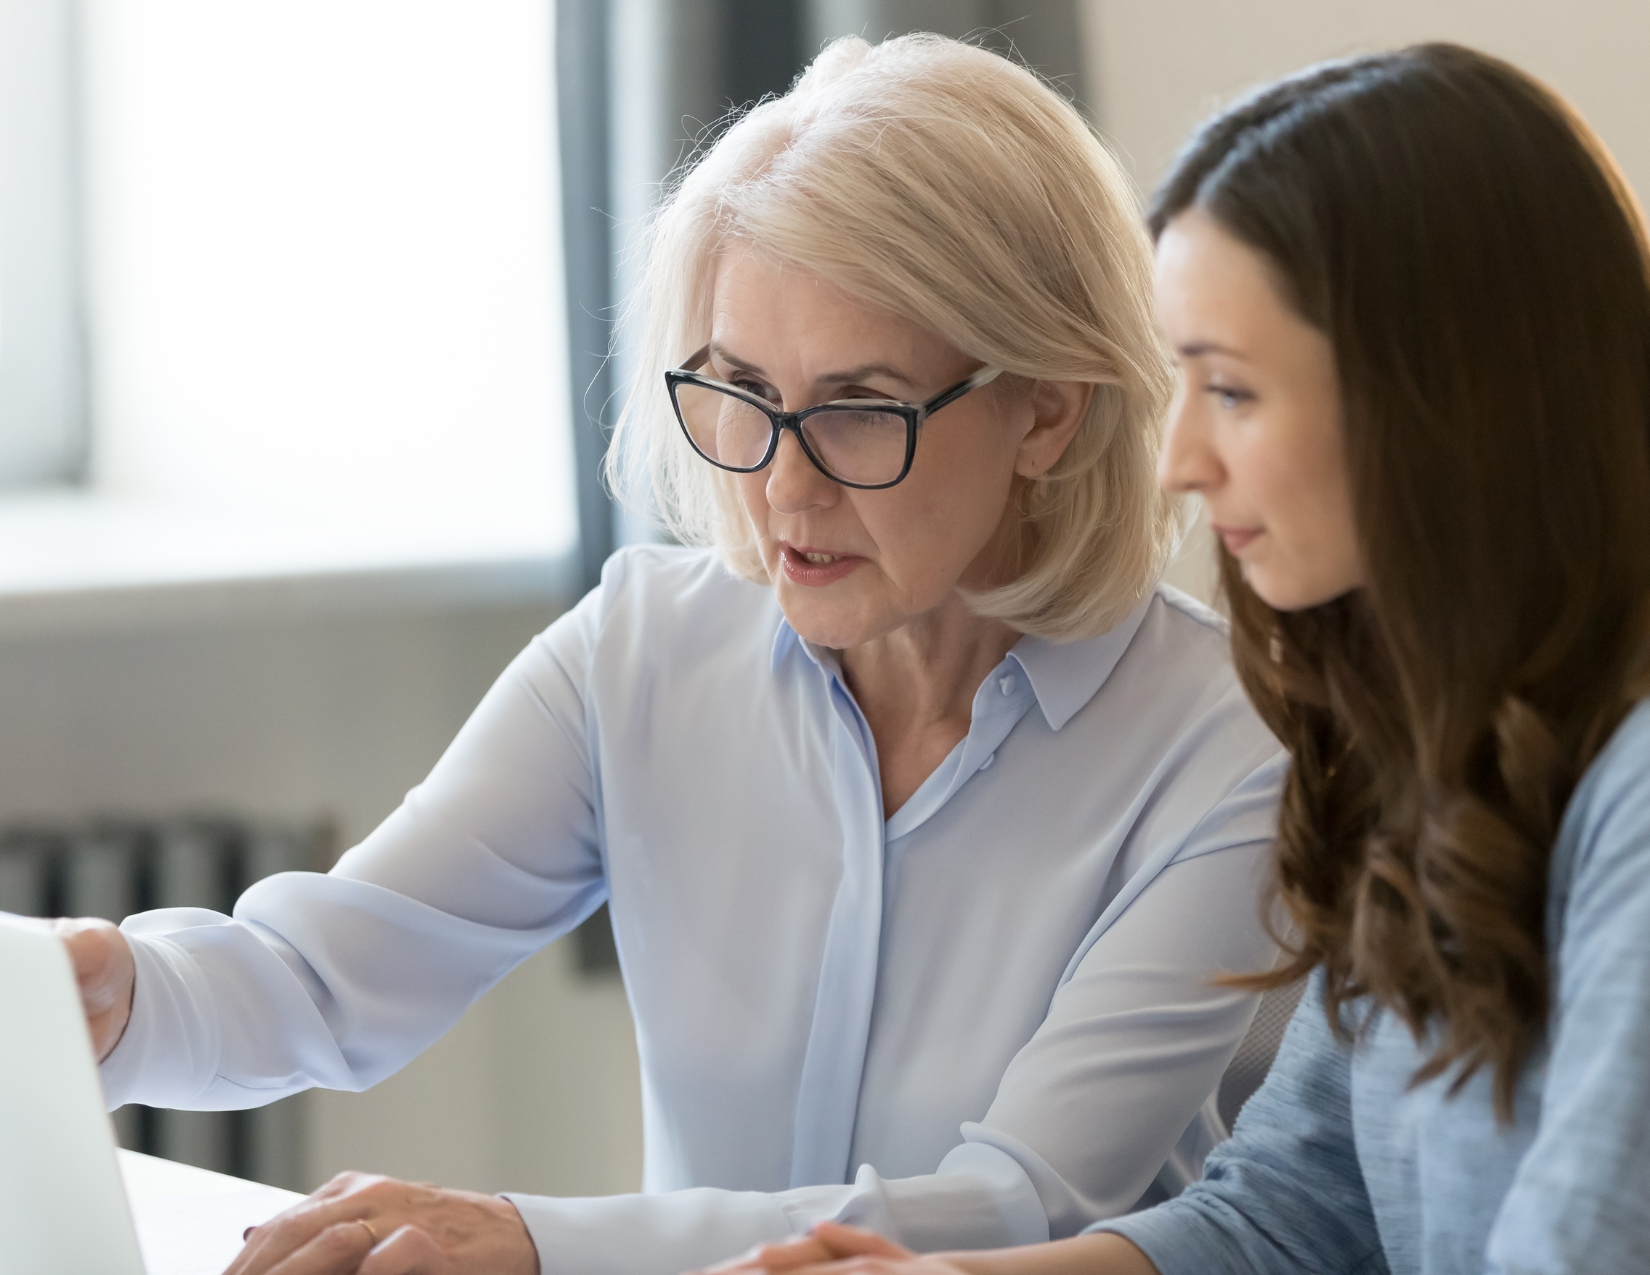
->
[1153,582,1231,636]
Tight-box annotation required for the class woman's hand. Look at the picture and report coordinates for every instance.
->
[694,1223,1157,1275]
[226,1171,538,1275]
[696,1222,963,1275]
[54,917,135,1062]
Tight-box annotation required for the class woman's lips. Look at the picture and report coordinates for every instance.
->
[1214,525,1263,555]
[779,543,865,587]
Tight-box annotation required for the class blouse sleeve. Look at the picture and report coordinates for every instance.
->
[1092,968,1386,1275]
[98,586,610,1111]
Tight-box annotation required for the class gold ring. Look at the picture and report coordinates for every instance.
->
[356,1218,380,1246]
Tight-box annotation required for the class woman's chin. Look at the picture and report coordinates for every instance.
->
[1243,560,1362,613]
[780,610,873,652]
[775,585,888,652]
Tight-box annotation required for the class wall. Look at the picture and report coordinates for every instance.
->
[0,593,644,1196]
[1084,0,1650,605]
[1083,0,1650,198]
[804,1,1089,103]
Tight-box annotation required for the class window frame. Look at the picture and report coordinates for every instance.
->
[0,0,89,492]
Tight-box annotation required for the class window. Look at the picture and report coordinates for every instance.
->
[5,0,577,603]
[0,0,87,491]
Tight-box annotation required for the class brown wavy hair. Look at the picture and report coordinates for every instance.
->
[1151,44,1650,1115]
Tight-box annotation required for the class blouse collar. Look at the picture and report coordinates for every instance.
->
[769,588,1158,732]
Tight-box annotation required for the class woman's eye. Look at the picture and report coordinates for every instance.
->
[1204,384,1255,410]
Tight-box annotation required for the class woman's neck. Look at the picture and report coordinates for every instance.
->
[839,597,1022,817]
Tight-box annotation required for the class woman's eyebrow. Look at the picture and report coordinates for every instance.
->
[708,342,768,377]
[1178,340,1250,361]
[817,363,917,390]
[707,344,918,391]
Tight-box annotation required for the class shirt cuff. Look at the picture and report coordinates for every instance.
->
[98,926,221,1110]
[877,1136,1051,1249]
[500,1188,793,1275]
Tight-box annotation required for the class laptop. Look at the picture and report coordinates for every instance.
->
[0,914,300,1274]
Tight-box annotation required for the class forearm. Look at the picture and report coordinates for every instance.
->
[977,844,1281,1236]
[505,1186,795,1275]
[943,1235,1157,1275]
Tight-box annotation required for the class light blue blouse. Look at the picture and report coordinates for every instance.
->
[1098,699,1650,1274]
[101,546,1284,1274]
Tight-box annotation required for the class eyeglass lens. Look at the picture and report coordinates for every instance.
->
[674,383,910,485]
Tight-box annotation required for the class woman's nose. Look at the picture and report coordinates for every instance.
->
[1157,396,1223,495]
[765,429,839,513]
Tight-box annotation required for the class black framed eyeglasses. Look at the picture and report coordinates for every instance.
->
[665,346,1005,490]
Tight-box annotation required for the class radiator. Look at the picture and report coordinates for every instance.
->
[0,815,332,1191]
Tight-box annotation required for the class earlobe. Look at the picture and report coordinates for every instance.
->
[1015,379,1092,478]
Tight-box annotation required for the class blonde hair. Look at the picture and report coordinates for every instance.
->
[605,33,1176,640]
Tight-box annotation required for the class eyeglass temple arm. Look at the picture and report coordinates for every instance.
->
[921,365,1005,416]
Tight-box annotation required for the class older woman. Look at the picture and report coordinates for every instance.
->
[61,33,1282,1275]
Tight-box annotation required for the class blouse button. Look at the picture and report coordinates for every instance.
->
[979,752,996,770]
[998,674,1016,696]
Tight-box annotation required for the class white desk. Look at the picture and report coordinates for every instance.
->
[119,1150,305,1275]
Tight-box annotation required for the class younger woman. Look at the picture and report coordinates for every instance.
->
[725,42,1650,1275]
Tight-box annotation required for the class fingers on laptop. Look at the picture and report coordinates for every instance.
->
[226,1172,385,1274]
[227,1170,536,1275]
[243,1219,440,1275]
[358,1224,444,1273]
[227,1216,376,1275]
